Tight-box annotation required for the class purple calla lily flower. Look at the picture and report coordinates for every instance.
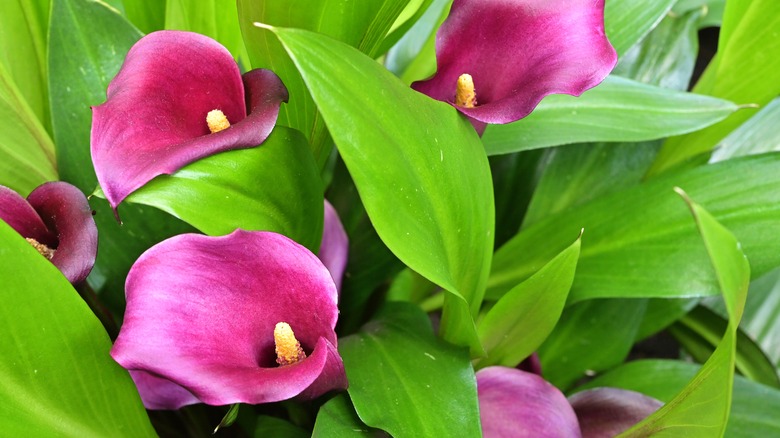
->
[0,182,97,284]
[568,387,663,438]
[318,201,349,292]
[412,0,617,132]
[477,367,582,438]
[111,230,347,409]
[91,30,289,214]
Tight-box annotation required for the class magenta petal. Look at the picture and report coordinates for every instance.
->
[318,201,349,291]
[477,367,582,438]
[128,370,201,410]
[0,182,97,284]
[27,182,99,284]
[412,0,617,124]
[91,30,288,212]
[111,230,347,407]
[568,388,663,438]
[0,185,55,246]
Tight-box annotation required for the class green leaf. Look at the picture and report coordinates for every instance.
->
[636,297,699,341]
[126,126,323,251]
[237,0,411,167]
[385,0,451,84]
[576,359,780,438]
[619,189,750,437]
[0,221,156,436]
[481,75,737,155]
[49,0,194,312]
[668,306,780,388]
[487,154,780,304]
[650,0,780,174]
[312,395,380,438]
[604,0,676,56]
[476,232,581,369]
[539,298,648,390]
[165,0,249,63]
[213,404,240,434]
[0,64,57,195]
[121,0,165,34]
[710,97,780,162]
[378,0,435,57]
[339,302,481,438]
[263,25,494,352]
[0,0,50,131]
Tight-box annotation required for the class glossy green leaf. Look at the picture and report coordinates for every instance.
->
[0,0,50,131]
[264,25,494,352]
[340,302,481,438]
[49,0,194,311]
[256,416,309,438]
[476,233,581,369]
[0,221,156,436]
[636,297,699,341]
[0,64,57,195]
[576,360,780,438]
[673,0,725,28]
[710,98,780,162]
[378,0,435,57]
[481,75,737,155]
[237,0,411,167]
[126,126,323,251]
[312,395,381,438]
[619,190,750,437]
[604,0,676,56]
[487,154,780,304]
[385,0,451,84]
[165,0,248,62]
[121,0,165,34]
[539,299,648,390]
[650,0,780,174]
[669,306,779,388]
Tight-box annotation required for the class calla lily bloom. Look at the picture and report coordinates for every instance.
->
[318,200,349,291]
[412,0,617,132]
[0,182,97,284]
[91,30,288,213]
[477,367,581,437]
[111,230,347,409]
[568,387,663,438]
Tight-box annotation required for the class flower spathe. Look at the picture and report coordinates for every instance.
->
[412,0,617,131]
[0,182,97,284]
[91,30,288,213]
[110,230,347,409]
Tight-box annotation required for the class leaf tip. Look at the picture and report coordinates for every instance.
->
[253,22,275,32]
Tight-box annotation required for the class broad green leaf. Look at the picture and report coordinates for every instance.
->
[650,0,780,174]
[576,360,780,438]
[121,0,166,33]
[604,0,676,56]
[481,75,737,155]
[636,297,699,341]
[165,0,248,63]
[49,0,194,312]
[0,221,156,436]
[669,306,780,388]
[710,98,780,162]
[237,0,411,167]
[256,416,308,438]
[487,154,780,304]
[673,0,725,28]
[340,303,481,438]
[126,127,323,251]
[619,190,750,437]
[264,25,494,352]
[539,299,648,390]
[0,64,57,195]
[490,149,544,247]
[476,233,581,369]
[378,0,435,57]
[0,0,50,131]
[311,395,381,438]
[385,0,451,84]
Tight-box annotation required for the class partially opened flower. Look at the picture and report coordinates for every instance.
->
[568,387,663,438]
[412,0,617,132]
[91,30,288,213]
[0,182,97,284]
[110,230,347,409]
[318,200,349,291]
[477,367,581,437]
